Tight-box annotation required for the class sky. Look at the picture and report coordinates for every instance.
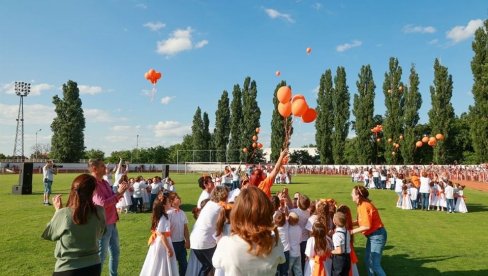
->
[0,0,486,158]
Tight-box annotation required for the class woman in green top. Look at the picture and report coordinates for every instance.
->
[42,174,106,276]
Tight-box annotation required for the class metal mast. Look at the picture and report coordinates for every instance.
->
[13,82,31,161]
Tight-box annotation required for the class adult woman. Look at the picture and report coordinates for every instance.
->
[212,186,285,275]
[42,174,106,276]
[350,185,387,276]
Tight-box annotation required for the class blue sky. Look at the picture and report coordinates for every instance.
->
[0,0,486,157]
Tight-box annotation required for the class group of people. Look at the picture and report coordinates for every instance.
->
[41,151,390,276]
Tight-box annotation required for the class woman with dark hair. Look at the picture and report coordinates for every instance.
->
[42,174,106,276]
[351,185,387,276]
[212,186,285,275]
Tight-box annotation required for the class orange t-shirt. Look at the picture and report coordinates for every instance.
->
[357,201,384,236]
[411,175,420,188]
[258,176,273,198]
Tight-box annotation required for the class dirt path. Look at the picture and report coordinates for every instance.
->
[457,180,488,192]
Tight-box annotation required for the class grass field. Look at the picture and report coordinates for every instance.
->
[1,172,487,275]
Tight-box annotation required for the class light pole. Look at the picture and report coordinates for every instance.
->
[35,128,42,159]
[13,81,31,161]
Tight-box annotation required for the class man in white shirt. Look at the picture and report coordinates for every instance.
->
[42,160,56,205]
[132,177,148,213]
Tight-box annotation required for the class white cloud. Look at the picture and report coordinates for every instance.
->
[264,8,295,23]
[79,85,103,95]
[312,3,322,10]
[2,82,54,96]
[84,109,121,123]
[160,96,175,105]
[153,121,190,137]
[0,103,55,126]
[336,40,362,52]
[156,27,207,56]
[428,39,439,45]
[143,21,166,32]
[446,19,484,43]
[403,24,436,34]
[111,125,133,132]
[195,40,208,49]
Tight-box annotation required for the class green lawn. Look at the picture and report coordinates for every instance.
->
[1,172,487,275]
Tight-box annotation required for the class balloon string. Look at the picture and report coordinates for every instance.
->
[150,85,156,102]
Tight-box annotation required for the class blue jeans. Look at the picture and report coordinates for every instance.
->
[43,179,53,195]
[373,177,380,189]
[365,227,387,276]
[447,199,455,212]
[421,193,429,209]
[99,223,120,276]
[173,241,188,276]
[289,256,302,276]
[276,250,289,275]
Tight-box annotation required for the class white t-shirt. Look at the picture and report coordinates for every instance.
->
[43,165,54,181]
[395,179,404,192]
[288,224,302,257]
[445,185,455,199]
[409,187,419,200]
[212,234,285,276]
[168,207,188,242]
[150,182,163,194]
[190,200,221,250]
[197,190,211,209]
[419,176,431,193]
[277,222,290,252]
[332,227,351,253]
[133,181,148,198]
[290,208,310,242]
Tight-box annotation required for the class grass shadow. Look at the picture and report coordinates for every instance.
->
[355,246,463,275]
[181,203,196,212]
[465,203,488,213]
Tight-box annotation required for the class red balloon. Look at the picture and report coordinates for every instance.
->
[301,108,317,123]
[291,99,308,117]
[277,86,292,103]
[257,143,263,149]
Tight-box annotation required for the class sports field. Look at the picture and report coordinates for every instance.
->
[1,172,487,275]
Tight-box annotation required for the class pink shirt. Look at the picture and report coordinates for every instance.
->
[93,179,119,225]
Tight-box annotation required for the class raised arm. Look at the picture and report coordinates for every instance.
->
[268,149,289,181]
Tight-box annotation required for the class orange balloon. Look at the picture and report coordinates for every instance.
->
[291,94,305,103]
[278,102,292,117]
[306,47,312,54]
[252,135,258,141]
[395,143,400,148]
[252,142,257,148]
[376,138,381,142]
[428,139,436,147]
[242,148,248,153]
[255,128,260,133]
[275,71,281,77]
[399,86,403,92]
[399,135,404,140]
[387,138,392,143]
[291,99,308,117]
[429,137,436,142]
[422,136,429,143]
[392,151,396,156]
[301,108,317,123]
[257,143,263,149]
[277,86,292,103]
[416,141,423,148]
[435,133,444,141]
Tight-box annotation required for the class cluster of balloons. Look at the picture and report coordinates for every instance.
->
[242,128,263,153]
[144,68,162,85]
[276,86,317,123]
[416,133,444,148]
[371,125,383,138]
[387,134,404,156]
[387,86,403,94]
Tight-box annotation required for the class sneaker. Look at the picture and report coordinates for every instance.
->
[47,202,52,206]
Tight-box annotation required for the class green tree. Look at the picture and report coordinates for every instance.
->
[448,113,474,164]
[352,65,376,164]
[428,58,454,164]
[84,149,105,160]
[213,91,231,162]
[202,111,212,162]
[315,70,334,164]
[289,150,320,165]
[402,64,422,164]
[271,81,292,162]
[228,84,243,162]
[191,107,206,162]
[470,19,488,163]
[241,77,261,163]
[382,58,404,164]
[332,67,350,164]
[51,80,86,162]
